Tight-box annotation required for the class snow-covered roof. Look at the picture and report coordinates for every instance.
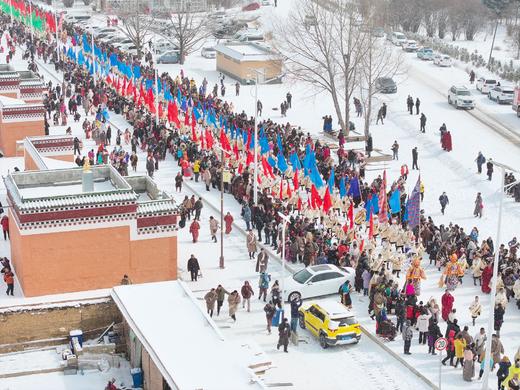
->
[215,43,282,62]
[0,94,26,107]
[111,281,266,390]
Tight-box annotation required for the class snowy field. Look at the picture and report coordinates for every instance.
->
[1,0,520,389]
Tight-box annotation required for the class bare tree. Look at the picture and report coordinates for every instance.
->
[273,0,367,135]
[511,25,520,58]
[115,0,155,57]
[358,11,406,137]
[462,0,490,40]
[158,1,212,65]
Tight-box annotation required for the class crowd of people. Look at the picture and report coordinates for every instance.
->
[1,5,520,388]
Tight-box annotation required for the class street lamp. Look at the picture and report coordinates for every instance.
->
[277,211,291,308]
[216,146,231,269]
[481,160,519,390]
[247,68,279,206]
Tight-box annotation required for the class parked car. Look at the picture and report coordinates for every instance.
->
[402,40,418,52]
[283,264,354,302]
[201,47,216,59]
[416,47,434,60]
[157,51,180,64]
[242,2,260,11]
[476,77,498,94]
[433,54,452,67]
[390,31,407,46]
[448,85,475,109]
[488,85,515,104]
[372,27,385,37]
[299,302,362,348]
[375,77,397,93]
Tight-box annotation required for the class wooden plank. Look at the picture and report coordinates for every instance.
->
[366,154,393,163]
[345,135,367,142]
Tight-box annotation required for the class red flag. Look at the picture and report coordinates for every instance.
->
[126,79,133,96]
[233,141,239,160]
[106,74,112,85]
[279,180,284,200]
[348,202,354,229]
[220,129,231,151]
[122,78,127,96]
[293,169,299,191]
[205,128,214,149]
[246,128,252,151]
[147,89,155,113]
[262,157,275,179]
[191,112,197,131]
[287,183,292,199]
[246,151,253,166]
[200,132,205,150]
[140,84,146,105]
[311,185,322,209]
[342,223,349,234]
[297,197,302,211]
[359,239,365,252]
[191,126,198,142]
[369,213,374,239]
[116,78,121,93]
[238,162,243,174]
[158,103,163,118]
[323,186,332,213]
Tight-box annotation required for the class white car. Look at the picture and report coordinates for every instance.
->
[283,264,354,302]
[433,54,452,67]
[476,77,498,94]
[390,31,407,46]
[402,40,418,52]
[201,47,216,59]
[488,85,515,104]
[448,85,475,109]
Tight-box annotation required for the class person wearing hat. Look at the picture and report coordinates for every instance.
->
[277,318,291,353]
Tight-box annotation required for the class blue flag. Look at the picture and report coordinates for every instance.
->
[406,178,421,228]
[133,65,141,80]
[347,177,361,198]
[268,155,277,167]
[277,153,288,173]
[328,167,335,194]
[259,134,270,154]
[339,177,347,198]
[277,134,283,153]
[365,195,374,221]
[309,163,324,188]
[290,152,301,170]
[389,189,401,214]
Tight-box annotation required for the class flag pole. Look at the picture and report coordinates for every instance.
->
[29,1,34,41]
[153,33,159,126]
[54,11,60,67]
[91,27,96,85]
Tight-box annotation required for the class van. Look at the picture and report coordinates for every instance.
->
[391,32,407,46]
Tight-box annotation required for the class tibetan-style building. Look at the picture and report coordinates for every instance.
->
[4,165,178,297]
[0,65,46,157]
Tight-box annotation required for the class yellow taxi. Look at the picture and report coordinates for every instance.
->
[298,301,362,348]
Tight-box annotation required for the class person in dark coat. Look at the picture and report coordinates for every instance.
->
[428,319,443,355]
[487,160,494,181]
[475,152,486,174]
[187,254,200,281]
[277,318,291,352]
[412,147,419,170]
[415,98,420,115]
[146,156,155,178]
[420,113,426,133]
[290,296,302,332]
[439,192,449,215]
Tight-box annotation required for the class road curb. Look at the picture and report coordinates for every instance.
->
[359,325,439,390]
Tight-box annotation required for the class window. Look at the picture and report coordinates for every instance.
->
[309,306,325,321]
[311,272,337,283]
[293,269,312,284]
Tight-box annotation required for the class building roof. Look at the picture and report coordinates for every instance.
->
[214,42,282,62]
[111,281,266,390]
[0,94,26,107]
[4,165,138,211]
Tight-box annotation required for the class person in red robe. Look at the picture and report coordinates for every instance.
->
[224,212,234,234]
[189,220,200,243]
[481,262,493,294]
[445,131,453,152]
[441,131,447,150]
[441,290,454,321]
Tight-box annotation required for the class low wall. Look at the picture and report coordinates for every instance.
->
[0,298,121,354]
